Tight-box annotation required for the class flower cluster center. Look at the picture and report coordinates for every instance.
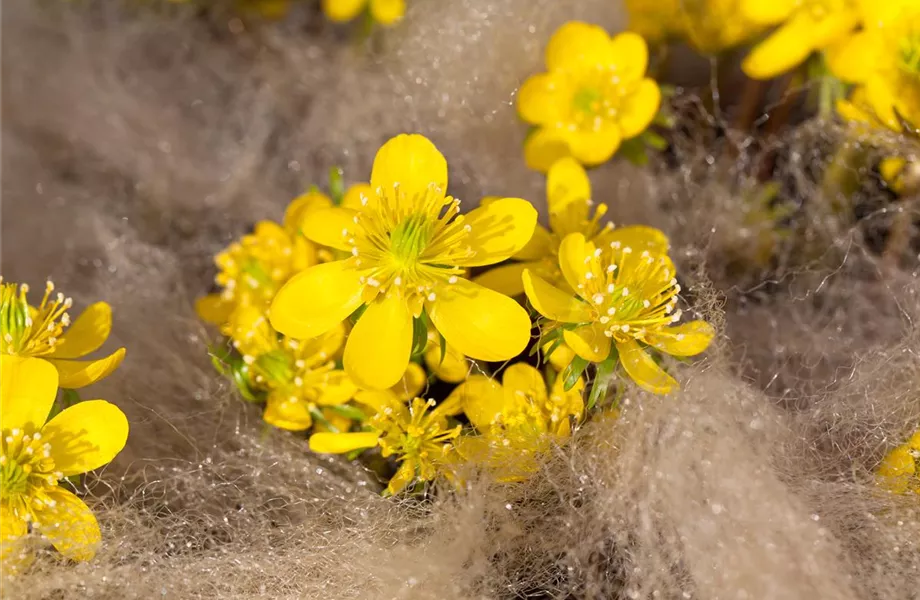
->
[0,428,60,504]
[0,280,72,358]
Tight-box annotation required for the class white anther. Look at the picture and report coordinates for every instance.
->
[592,294,604,304]
[448,276,458,284]
[427,292,437,302]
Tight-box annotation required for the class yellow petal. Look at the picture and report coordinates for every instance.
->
[309,431,380,454]
[618,78,661,139]
[322,0,366,22]
[283,190,333,234]
[545,21,614,72]
[369,0,404,24]
[472,261,532,297]
[501,363,547,407]
[880,157,908,194]
[301,207,358,251]
[547,157,591,214]
[424,334,469,383]
[386,461,416,495]
[513,224,553,261]
[524,127,574,173]
[269,261,364,340]
[48,347,126,389]
[0,355,58,432]
[522,270,592,323]
[599,225,670,254]
[876,445,915,494]
[370,134,447,203]
[354,389,407,418]
[865,74,903,131]
[341,183,374,210]
[557,232,589,293]
[739,0,794,24]
[42,399,128,477]
[315,371,358,406]
[825,31,879,84]
[51,302,112,360]
[566,122,622,166]
[344,292,413,390]
[644,321,715,357]
[35,487,100,562]
[563,323,612,362]
[263,394,313,431]
[445,375,504,432]
[391,362,427,400]
[742,21,815,79]
[195,294,233,327]
[0,504,31,576]
[428,278,532,362]
[608,32,648,83]
[455,198,538,267]
[544,340,576,371]
[617,339,677,394]
[517,73,573,125]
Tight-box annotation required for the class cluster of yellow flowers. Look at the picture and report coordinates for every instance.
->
[197,132,714,495]
[0,280,128,574]
[877,429,920,496]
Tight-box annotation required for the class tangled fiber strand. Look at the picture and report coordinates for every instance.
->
[3,0,920,598]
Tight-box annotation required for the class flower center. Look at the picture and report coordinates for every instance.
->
[1,428,61,518]
[576,244,680,342]
[0,280,72,358]
[570,75,623,129]
[390,213,433,266]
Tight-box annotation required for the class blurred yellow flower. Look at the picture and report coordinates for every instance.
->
[309,391,462,495]
[0,280,125,389]
[269,134,536,390]
[446,363,583,482]
[828,0,920,133]
[0,356,129,575]
[741,0,861,79]
[522,232,714,394]
[626,0,764,54]
[876,430,920,495]
[422,330,469,383]
[196,192,326,332]
[475,157,670,297]
[517,22,661,172]
[322,0,404,25]
[228,306,355,432]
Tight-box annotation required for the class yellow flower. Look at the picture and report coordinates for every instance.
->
[879,157,919,196]
[522,232,714,394]
[876,430,920,495]
[517,22,661,172]
[446,363,583,482]
[474,157,670,297]
[0,356,129,574]
[322,0,404,25]
[827,0,920,133]
[422,330,469,383]
[626,0,764,55]
[196,192,326,332]
[228,306,355,432]
[741,0,861,80]
[0,280,125,389]
[309,391,462,495]
[269,134,537,390]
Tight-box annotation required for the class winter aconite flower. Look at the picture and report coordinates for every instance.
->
[322,0,404,25]
[446,363,584,482]
[828,0,920,133]
[0,280,125,389]
[269,134,537,390]
[228,306,355,432]
[522,232,714,394]
[626,0,763,55]
[740,0,860,80]
[475,157,669,297]
[309,392,462,495]
[1,355,129,575]
[196,192,326,333]
[517,22,661,172]
[876,430,920,495]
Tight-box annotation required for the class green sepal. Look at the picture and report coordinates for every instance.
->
[587,349,618,410]
[308,405,337,433]
[562,355,590,392]
[329,167,345,205]
[618,136,649,166]
[349,303,368,324]
[327,402,368,422]
[410,312,431,359]
[209,343,262,402]
[438,333,447,366]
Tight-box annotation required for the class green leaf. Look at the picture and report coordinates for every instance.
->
[642,130,669,151]
[562,356,589,392]
[329,167,345,205]
[308,405,337,433]
[327,403,367,422]
[587,351,618,410]
[541,336,564,366]
[617,136,649,166]
[410,312,430,359]
[349,303,368,324]
[438,333,447,366]
[208,343,262,402]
